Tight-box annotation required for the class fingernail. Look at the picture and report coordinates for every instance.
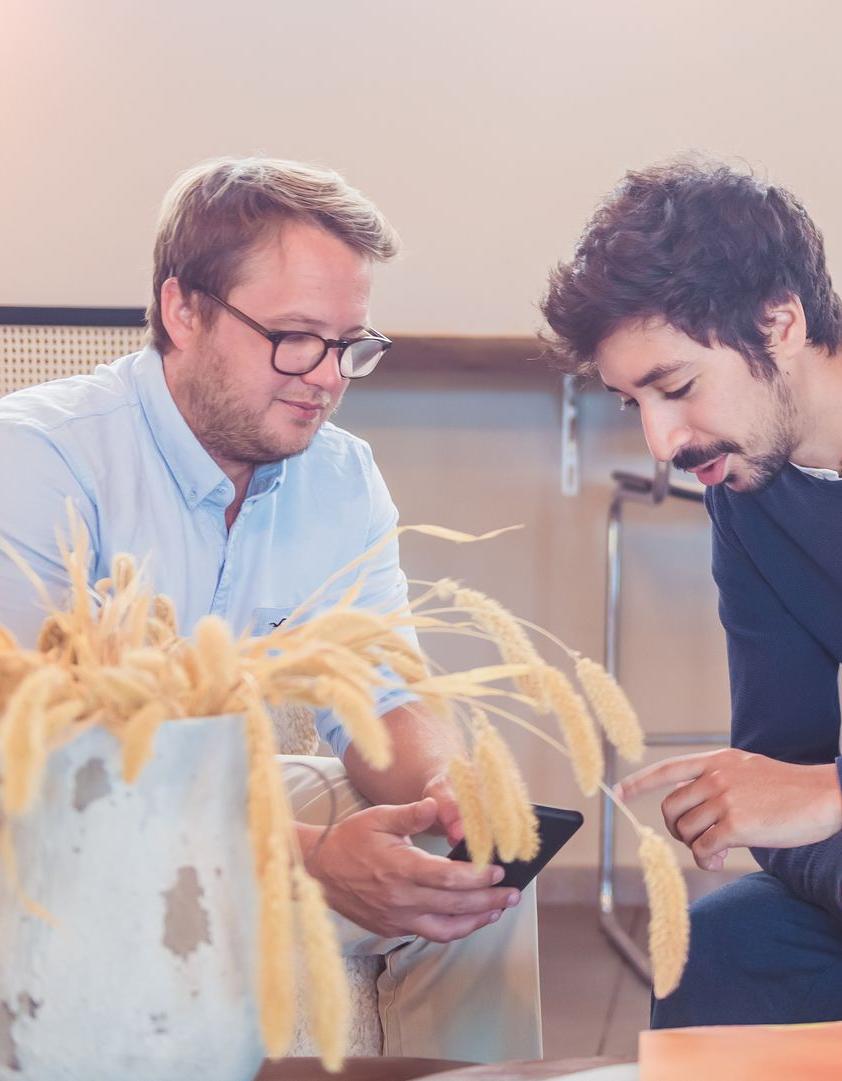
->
[488,910,501,923]
[492,866,505,884]
[506,892,520,907]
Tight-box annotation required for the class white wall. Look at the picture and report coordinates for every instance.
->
[4,0,842,334]
[4,0,829,877]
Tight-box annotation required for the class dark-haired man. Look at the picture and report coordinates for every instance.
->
[543,161,842,1027]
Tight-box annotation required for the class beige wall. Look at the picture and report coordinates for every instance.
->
[4,0,842,331]
[4,0,831,877]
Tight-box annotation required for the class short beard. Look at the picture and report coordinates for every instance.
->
[180,342,329,466]
[673,373,798,493]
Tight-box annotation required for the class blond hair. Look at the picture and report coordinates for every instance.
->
[147,156,400,353]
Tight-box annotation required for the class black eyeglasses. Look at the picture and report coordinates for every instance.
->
[197,289,391,379]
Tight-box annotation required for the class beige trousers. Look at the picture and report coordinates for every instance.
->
[282,755,543,1064]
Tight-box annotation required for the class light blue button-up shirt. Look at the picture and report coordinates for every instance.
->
[0,347,416,756]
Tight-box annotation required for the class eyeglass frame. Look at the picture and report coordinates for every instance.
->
[195,288,392,378]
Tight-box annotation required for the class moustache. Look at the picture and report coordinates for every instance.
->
[673,440,741,472]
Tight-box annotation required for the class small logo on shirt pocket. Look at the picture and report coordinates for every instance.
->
[251,607,295,636]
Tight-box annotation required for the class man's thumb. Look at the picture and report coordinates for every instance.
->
[375,797,438,837]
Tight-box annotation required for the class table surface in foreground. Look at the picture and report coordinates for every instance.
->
[256,1057,471,1080]
[431,1057,632,1079]
[256,1055,632,1080]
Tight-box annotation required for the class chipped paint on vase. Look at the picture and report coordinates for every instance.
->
[0,714,264,1081]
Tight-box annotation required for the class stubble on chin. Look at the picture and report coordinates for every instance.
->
[729,381,798,493]
[183,368,318,465]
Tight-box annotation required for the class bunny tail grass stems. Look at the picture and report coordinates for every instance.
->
[243,689,296,1057]
[152,593,178,632]
[110,553,137,593]
[574,657,644,763]
[193,615,240,716]
[0,652,44,702]
[309,676,393,770]
[120,700,171,783]
[447,756,494,868]
[57,502,96,639]
[638,827,690,998]
[1,667,67,815]
[539,667,604,797]
[291,864,350,1073]
[471,709,539,863]
[375,646,430,685]
[436,583,546,705]
[0,822,57,926]
[286,522,522,626]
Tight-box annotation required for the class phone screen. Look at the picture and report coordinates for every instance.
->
[447,804,584,890]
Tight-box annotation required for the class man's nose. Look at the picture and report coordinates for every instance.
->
[299,347,346,389]
[640,403,692,463]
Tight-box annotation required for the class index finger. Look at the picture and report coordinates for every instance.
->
[399,846,506,891]
[616,753,712,800]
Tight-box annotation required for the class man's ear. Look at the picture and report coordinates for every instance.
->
[766,296,807,362]
[160,277,201,352]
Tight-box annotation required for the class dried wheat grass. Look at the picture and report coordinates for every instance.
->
[574,657,644,762]
[2,667,66,814]
[447,755,494,868]
[540,667,604,796]
[292,864,350,1073]
[471,710,539,863]
[244,691,296,1056]
[638,827,690,998]
[440,584,545,704]
[0,510,691,1058]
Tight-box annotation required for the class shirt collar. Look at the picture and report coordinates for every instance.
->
[791,461,842,482]
[131,347,286,509]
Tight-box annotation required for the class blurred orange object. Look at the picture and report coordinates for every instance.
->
[640,1020,842,1080]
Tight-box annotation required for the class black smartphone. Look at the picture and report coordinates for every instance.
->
[447,803,584,890]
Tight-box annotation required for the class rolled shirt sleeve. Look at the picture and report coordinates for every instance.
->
[314,453,420,759]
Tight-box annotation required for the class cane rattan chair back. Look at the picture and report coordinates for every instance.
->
[0,308,147,396]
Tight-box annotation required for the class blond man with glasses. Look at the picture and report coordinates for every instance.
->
[0,157,541,1063]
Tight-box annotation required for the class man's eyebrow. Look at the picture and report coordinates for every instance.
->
[632,362,685,389]
[270,312,367,336]
[601,362,686,395]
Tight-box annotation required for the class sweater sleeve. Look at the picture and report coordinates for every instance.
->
[708,487,842,919]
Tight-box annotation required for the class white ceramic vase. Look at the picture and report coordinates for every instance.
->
[0,713,265,1081]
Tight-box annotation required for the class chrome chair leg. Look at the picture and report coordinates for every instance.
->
[597,464,727,983]
[599,491,651,982]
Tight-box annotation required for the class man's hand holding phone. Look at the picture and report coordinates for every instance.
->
[448,804,584,891]
[305,797,520,944]
[421,770,466,846]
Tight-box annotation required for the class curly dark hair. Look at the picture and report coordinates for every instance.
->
[541,159,842,379]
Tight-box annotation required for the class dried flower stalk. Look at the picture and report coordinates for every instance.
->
[292,864,350,1073]
[0,507,690,1059]
[440,584,546,705]
[575,657,644,762]
[447,755,494,868]
[540,667,604,796]
[243,689,296,1057]
[638,827,690,998]
[471,709,539,863]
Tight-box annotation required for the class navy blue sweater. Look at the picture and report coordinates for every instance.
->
[707,465,842,919]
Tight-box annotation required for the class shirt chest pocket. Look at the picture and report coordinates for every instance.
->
[250,606,296,637]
